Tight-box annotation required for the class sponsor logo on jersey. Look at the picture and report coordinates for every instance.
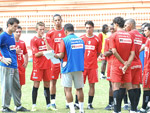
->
[39,45,46,50]
[85,45,95,50]
[71,44,83,49]
[119,38,132,44]
[54,38,61,42]
[131,65,141,69]
[9,45,16,50]
[134,39,142,45]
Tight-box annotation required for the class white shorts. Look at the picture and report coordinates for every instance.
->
[61,71,84,89]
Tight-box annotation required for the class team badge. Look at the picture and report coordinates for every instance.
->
[88,41,91,44]
[58,33,61,37]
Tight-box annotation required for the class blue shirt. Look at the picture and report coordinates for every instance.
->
[61,33,85,73]
[0,32,17,68]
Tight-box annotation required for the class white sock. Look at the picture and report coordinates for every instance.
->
[68,102,75,113]
[51,99,55,104]
[66,100,69,106]
[32,104,36,107]
[79,102,84,112]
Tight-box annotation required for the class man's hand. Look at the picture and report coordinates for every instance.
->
[22,62,28,68]
[122,65,128,74]
[1,57,12,65]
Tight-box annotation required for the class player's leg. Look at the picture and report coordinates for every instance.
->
[100,59,107,79]
[122,89,129,110]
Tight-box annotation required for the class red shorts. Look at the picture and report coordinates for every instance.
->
[110,64,131,83]
[106,62,111,81]
[19,73,25,86]
[50,63,60,80]
[131,65,142,85]
[143,69,150,88]
[83,68,98,84]
[30,68,51,81]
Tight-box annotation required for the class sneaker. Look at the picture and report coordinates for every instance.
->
[31,105,37,112]
[122,104,129,110]
[79,111,85,113]
[100,74,106,79]
[2,107,15,112]
[66,105,69,109]
[16,106,30,112]
[51,104,57,109]
[74,103,80,110]
[105,104,112,110]
[87,104,94,110]
[147,108,150,113]
[47,105,57,111]
[139,108,146,113]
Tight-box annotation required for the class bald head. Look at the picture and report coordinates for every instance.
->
[124,18,136,31]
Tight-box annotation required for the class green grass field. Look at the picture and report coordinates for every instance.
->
[0,62,143,113]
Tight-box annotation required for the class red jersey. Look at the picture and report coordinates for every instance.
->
[104,35,114,64]
[129,29,146,64]
[46,28,66,54]
[144,39,150,69]
[110,30,134,65]
[16,40,27,74]
[30,36,51,69]
[81,34,102,69]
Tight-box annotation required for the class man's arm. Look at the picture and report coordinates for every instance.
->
[104,49,113,57]
[22,53,28,68]
[112,48,125,64]
[54,52,64,59]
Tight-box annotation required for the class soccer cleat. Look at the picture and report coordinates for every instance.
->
[51,104,57,109]
[31,105,37,112]
[2,107,15,112]
[87,104,94,110]
[47,105,57,111]
[66,105,69,109]
[139,108,146,113]
[16,106,30,112]
[122,104,129,110]
[100,74,106,79]
[79,111,85,113]
[74,103,80,110]
[105,104,112,110]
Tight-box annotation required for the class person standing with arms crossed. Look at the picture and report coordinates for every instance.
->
[14,25,28,87]
[46,14,66,108]
[80,21,101,110]
[0,18,29,112]
[54,23,85,113]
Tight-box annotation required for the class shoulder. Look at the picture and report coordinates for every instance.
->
[80,34,86,39]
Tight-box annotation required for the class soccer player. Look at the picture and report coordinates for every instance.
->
[124,18,147,111]
[54,23,85,113]
[46,14,66,108]
[98,24,108,79]
[104,23,115,110]
[80,21,101,109]
[110,17,136,113]
[0,18,29,112]
[30,21,56,111]
[14,26,28,86]
[140,23,150,113]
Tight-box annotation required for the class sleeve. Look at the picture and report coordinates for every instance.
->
[30,39,38,55]
[0,34,4,47]
[46,32,53,48]
[59,39,66,53]
[23,42,28,55]
[98,33,103,43]
[142,36,147,44]
[109,33,116,49]
[104,38,109,52]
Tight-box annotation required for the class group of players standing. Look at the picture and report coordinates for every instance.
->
[1,13,150,113]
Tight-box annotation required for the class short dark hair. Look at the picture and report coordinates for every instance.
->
[0,27,3,32]
[113,17,125,28]
[64,23,74,32]
[144,23,150,31]
[7,18,19,27]
[85,21,94,27]
[17,25,22,30]
[53,14,62,20]
[102,24,108,33]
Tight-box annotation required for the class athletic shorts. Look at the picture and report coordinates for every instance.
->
[50,63,60,80]
[83,68,98,84]
[19,73,25,86]
[106,63,111,81]
[61,71,84,89]
[30,68,51,81]
[143,69,150,88]
[110,64,131,83]
[131,65,142,85]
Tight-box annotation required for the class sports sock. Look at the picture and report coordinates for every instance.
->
[75,95,79,104]
[32,87,38,104]
[51,94,56,104]
[79,102,84,112]
[113,90,120,112]
[44,87,50,105]
[142,90,150,109]
[88,96,94,105]
[101,72,105,75]
[109,96,113,105]
[124,94,128,104]
[119,88,126,111]
[128,89,136,111]
[68,102,75,113]
[134,88,141,110]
